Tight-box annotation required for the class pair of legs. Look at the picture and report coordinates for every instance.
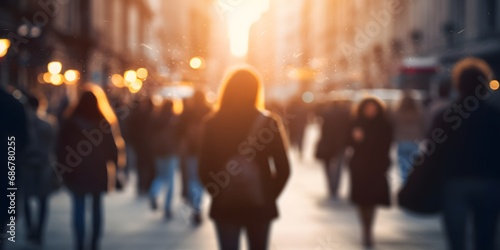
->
[186,156,203,224]
[72,193,103,250]
[23,195,48,244]
[442,179,500,250]
[135,150,155,194]
[149,156,178,217]
[214,220,272,250]
[322,154,344,198]
[357,205,377,248]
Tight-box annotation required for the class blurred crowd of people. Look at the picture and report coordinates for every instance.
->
[0,57,499,250]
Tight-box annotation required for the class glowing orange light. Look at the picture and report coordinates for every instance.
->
[190,57,203,69]
[136,68,148,80]
[42,72,52,83]
[124,70,137,82]
[128,79,143,93]
[48,61,62,75]
[50,74,64,85]
[490,80,499,91]
[0,39,10,58]
[64,70,79,84]
[111,74,125,88]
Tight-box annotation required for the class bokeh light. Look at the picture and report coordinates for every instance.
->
[0,39,11,58]
[490,80,499,91]
[128,79,143,93]
[64,70,79,84]
[50,74,64,85]
[124,70,137,82]
[190,57,203,69]
[42,72,52,83]
[48,61,62,75]
[137,68,148,80]
[302,91,315,103]
[111,74,125,88]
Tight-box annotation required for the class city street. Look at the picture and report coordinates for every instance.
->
[5,124,447,250]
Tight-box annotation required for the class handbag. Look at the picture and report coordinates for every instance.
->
[216,114,268,208]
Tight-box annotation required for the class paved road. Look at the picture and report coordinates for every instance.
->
[5,124,448,250]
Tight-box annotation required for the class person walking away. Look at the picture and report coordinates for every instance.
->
[57,84,126,250]
[0,87,28,250]
[149,100,179,220]
[178,90,211,225]
[315,99,351,199]
[199,67,290,250]
[127,97,155,195]
[423,58,500,250]
[347,97,393,248]
[393,91,423,183]
[19,94,58,245]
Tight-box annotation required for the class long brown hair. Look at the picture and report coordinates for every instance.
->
[215,66,265,114]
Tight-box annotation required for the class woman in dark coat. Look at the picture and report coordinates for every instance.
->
[198,67,290,250]
[347,97,393,248]
[57,84,126,250]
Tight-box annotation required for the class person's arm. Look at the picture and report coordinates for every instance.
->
[269,115,290,200]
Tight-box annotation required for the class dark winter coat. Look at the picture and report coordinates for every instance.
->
[57,115,118,195]
[198,109,290,223]
[347,116,393,207]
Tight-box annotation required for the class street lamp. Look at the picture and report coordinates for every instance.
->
[0,39,11,58]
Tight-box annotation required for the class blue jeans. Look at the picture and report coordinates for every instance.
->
[442,179,500,250]
[186,157,203,213]
[397,141,419,183]
[72,193,103,250]
[149,156,178,212]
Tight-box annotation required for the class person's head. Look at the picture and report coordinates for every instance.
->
[452,57,493,97]
[355,96,386,121]
[216,66,265,114]
[70,84,117,125]
[397,90,419,113]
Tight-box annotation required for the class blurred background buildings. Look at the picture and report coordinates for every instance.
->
[1,0,499,98]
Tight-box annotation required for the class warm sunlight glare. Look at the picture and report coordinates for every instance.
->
[222,0,269,57]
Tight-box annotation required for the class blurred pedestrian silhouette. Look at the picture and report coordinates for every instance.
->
[178,90,211,225]
[347,97,393,248]
[315,99,351,199]
[393,90,423,182]
[57,84,126,250]
[19,93,58,246]
[425,78,452,132]
[149,100,179,220]
[127,97,155,194]
[421,58,500,250]
[198,67,290,250]
[0,87,28,250]
[287,94,308,158]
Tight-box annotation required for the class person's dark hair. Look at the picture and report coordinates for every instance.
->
[27,95,39,110]
[72,91,103,122]
[354,96,387,122]
[397,91,419,113]
[217,66,264,114]
[452,57,493,97]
